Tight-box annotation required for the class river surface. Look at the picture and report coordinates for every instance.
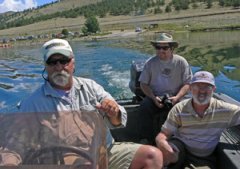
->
[0,30,239,112]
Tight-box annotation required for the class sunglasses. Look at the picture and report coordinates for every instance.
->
[155,46,170,50]
[46,57,72,66]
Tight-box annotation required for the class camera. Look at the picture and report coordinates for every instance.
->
[159,94,173,110]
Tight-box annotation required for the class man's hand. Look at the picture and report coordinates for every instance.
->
[153,96,164,108]
[95,99,121,126]
[169,96,179,105]
[156,132,179,166]
[157,139,179,166]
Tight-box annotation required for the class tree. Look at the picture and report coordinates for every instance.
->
[154,6,163,14]
[206,0,212,8]
[81,26,88,36]
[192,3,198,9]
[233,0,240,7]
[218,0,225,7]
[83,16,100,34]
[165,5,172,12]
[61,29,69,36]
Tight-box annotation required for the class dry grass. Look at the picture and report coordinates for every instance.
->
[0,1,239,37]
[25,0,101,17]
[0,16,86,37]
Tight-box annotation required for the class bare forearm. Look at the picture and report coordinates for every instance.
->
[155,132,169,148]
[140,83,155,100]
[108,110,121,126]
[175,84,190,101]
[155,131,178,166]
[141,83,165,108]
[96,99,122,126]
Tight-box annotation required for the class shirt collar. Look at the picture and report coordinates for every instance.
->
[72,77,82,90]
[188,98,214,117]
[43,81,60,98]
[43,77,82,97]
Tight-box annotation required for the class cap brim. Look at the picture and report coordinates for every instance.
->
[191,80,215,86]
[45,49,72,61]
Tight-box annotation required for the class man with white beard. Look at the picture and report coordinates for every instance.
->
[155,71,240,169]
[2,39,163,169]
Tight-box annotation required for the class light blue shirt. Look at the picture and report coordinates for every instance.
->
[19,76,127,148]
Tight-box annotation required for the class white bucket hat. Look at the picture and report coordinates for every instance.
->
[151,33,178,48]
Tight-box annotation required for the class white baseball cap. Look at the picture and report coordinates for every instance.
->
[41,39,73,62]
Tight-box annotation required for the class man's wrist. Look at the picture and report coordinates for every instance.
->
[109,110,121,126]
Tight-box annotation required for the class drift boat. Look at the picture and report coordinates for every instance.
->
[0,60,239,169]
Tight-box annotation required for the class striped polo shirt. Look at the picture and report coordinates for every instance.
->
[162,98,240,157]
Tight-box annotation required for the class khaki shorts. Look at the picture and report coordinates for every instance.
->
[108,142,141,169]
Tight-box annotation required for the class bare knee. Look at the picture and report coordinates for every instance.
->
[130,145,163,169]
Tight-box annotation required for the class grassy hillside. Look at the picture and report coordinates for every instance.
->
[30,0,100,15]
[0,0,100,18]
[0,0,239,37]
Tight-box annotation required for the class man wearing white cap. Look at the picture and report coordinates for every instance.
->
[2,39,163,169]
[138,33,192,143]
[155,71,240,169]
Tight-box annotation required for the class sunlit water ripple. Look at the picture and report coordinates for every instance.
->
[0,40,239,113]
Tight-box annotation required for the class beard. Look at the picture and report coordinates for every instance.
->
[192,91,213,105]
[50,70,70,87]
